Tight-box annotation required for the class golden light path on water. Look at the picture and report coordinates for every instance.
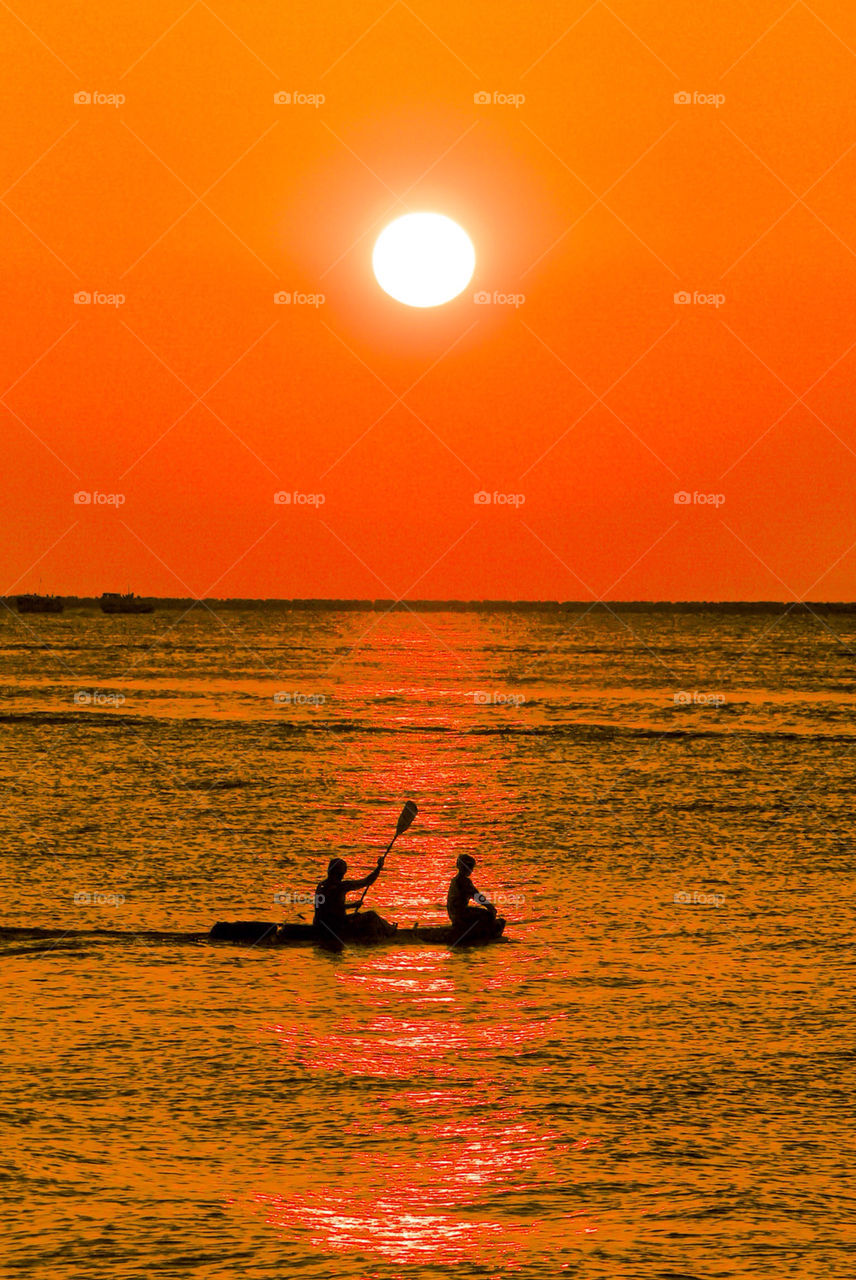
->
[217,626,583,1270]
[246,943,591,1270]
[255,636,582,1270]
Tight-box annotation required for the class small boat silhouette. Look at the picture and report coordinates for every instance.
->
[99,592,154,614]
[16,594,64,614]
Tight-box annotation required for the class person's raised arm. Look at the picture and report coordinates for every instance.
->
[341,856,386,896]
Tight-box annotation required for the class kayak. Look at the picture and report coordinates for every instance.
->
[0,918,507,952]
[209,916,507,948]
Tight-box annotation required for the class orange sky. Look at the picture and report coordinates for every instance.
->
[3,0,856,600]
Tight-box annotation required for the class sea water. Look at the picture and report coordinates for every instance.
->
[2,604,853,1278]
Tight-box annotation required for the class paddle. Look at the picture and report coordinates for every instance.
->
[353,800,418,912]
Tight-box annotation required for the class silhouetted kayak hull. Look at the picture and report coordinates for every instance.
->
[209,918,507,947]
[0,921,506,952]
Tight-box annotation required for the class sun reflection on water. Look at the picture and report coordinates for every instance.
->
[239,618,585,1269]
[246,1095,577,1269]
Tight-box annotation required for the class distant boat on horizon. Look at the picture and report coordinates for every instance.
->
[16,593,64,614]
[99,592,154,615]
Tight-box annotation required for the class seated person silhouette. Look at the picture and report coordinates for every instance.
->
[313,856,392,946]
[446,854,503,937]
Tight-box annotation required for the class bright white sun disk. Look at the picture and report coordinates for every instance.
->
[372,212,475,308]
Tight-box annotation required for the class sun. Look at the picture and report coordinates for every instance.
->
[372,212,476,308]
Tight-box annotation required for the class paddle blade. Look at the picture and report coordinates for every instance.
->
[396,800,418,836]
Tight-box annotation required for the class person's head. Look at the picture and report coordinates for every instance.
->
[327,857,347,881]
[456,854,476,875]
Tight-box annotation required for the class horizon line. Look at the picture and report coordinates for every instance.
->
[5,595,856,608]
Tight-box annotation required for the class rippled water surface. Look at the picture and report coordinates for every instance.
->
[2,605,854,1278]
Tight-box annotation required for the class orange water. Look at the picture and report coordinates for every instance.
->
[2,606,854,1277]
